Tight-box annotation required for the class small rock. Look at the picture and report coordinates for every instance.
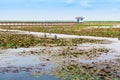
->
[46,59,50,61]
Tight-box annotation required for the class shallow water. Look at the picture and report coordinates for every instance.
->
[0,72,61,80]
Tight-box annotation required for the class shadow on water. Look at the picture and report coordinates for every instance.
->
[0,72,61,80]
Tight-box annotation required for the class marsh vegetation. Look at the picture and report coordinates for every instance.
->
[0,21,120,80]
[53,60,120,80]
[0,32,107,49]
[1,21,120,38]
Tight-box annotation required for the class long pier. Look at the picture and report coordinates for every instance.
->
[0,21,77,26]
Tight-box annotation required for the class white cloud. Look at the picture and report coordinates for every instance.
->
[79,0,92,8]
[65,0,94,8]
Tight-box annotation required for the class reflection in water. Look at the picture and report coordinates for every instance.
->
[0,72,61,80]
[0,63,60,80]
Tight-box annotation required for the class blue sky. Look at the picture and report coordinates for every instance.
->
[0,0,120,21]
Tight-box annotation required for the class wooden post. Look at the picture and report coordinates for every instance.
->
[54,35,57,40]
[44,33,47,38]
[118,33,120,40]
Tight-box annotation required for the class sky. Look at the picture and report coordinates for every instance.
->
[0,0,120,21]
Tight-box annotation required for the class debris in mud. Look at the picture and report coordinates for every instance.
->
[59,48,110,59]
[53,60,120,80]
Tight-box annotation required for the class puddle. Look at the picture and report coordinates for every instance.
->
[0,72,61,80]
[0,63,60,80]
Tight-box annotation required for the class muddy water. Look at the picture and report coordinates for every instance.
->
[0,47,61,80]
[0,72,61,80]
[0,64,60,80]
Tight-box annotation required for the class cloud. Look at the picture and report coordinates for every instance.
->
[65,0,94,8]
[65,0,119,9]
[79,0,92,8]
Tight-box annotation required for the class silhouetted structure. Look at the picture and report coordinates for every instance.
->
[75,17,84,23]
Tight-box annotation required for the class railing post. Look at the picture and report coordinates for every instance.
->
[54,35,57,40]
[118,33,120,40]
